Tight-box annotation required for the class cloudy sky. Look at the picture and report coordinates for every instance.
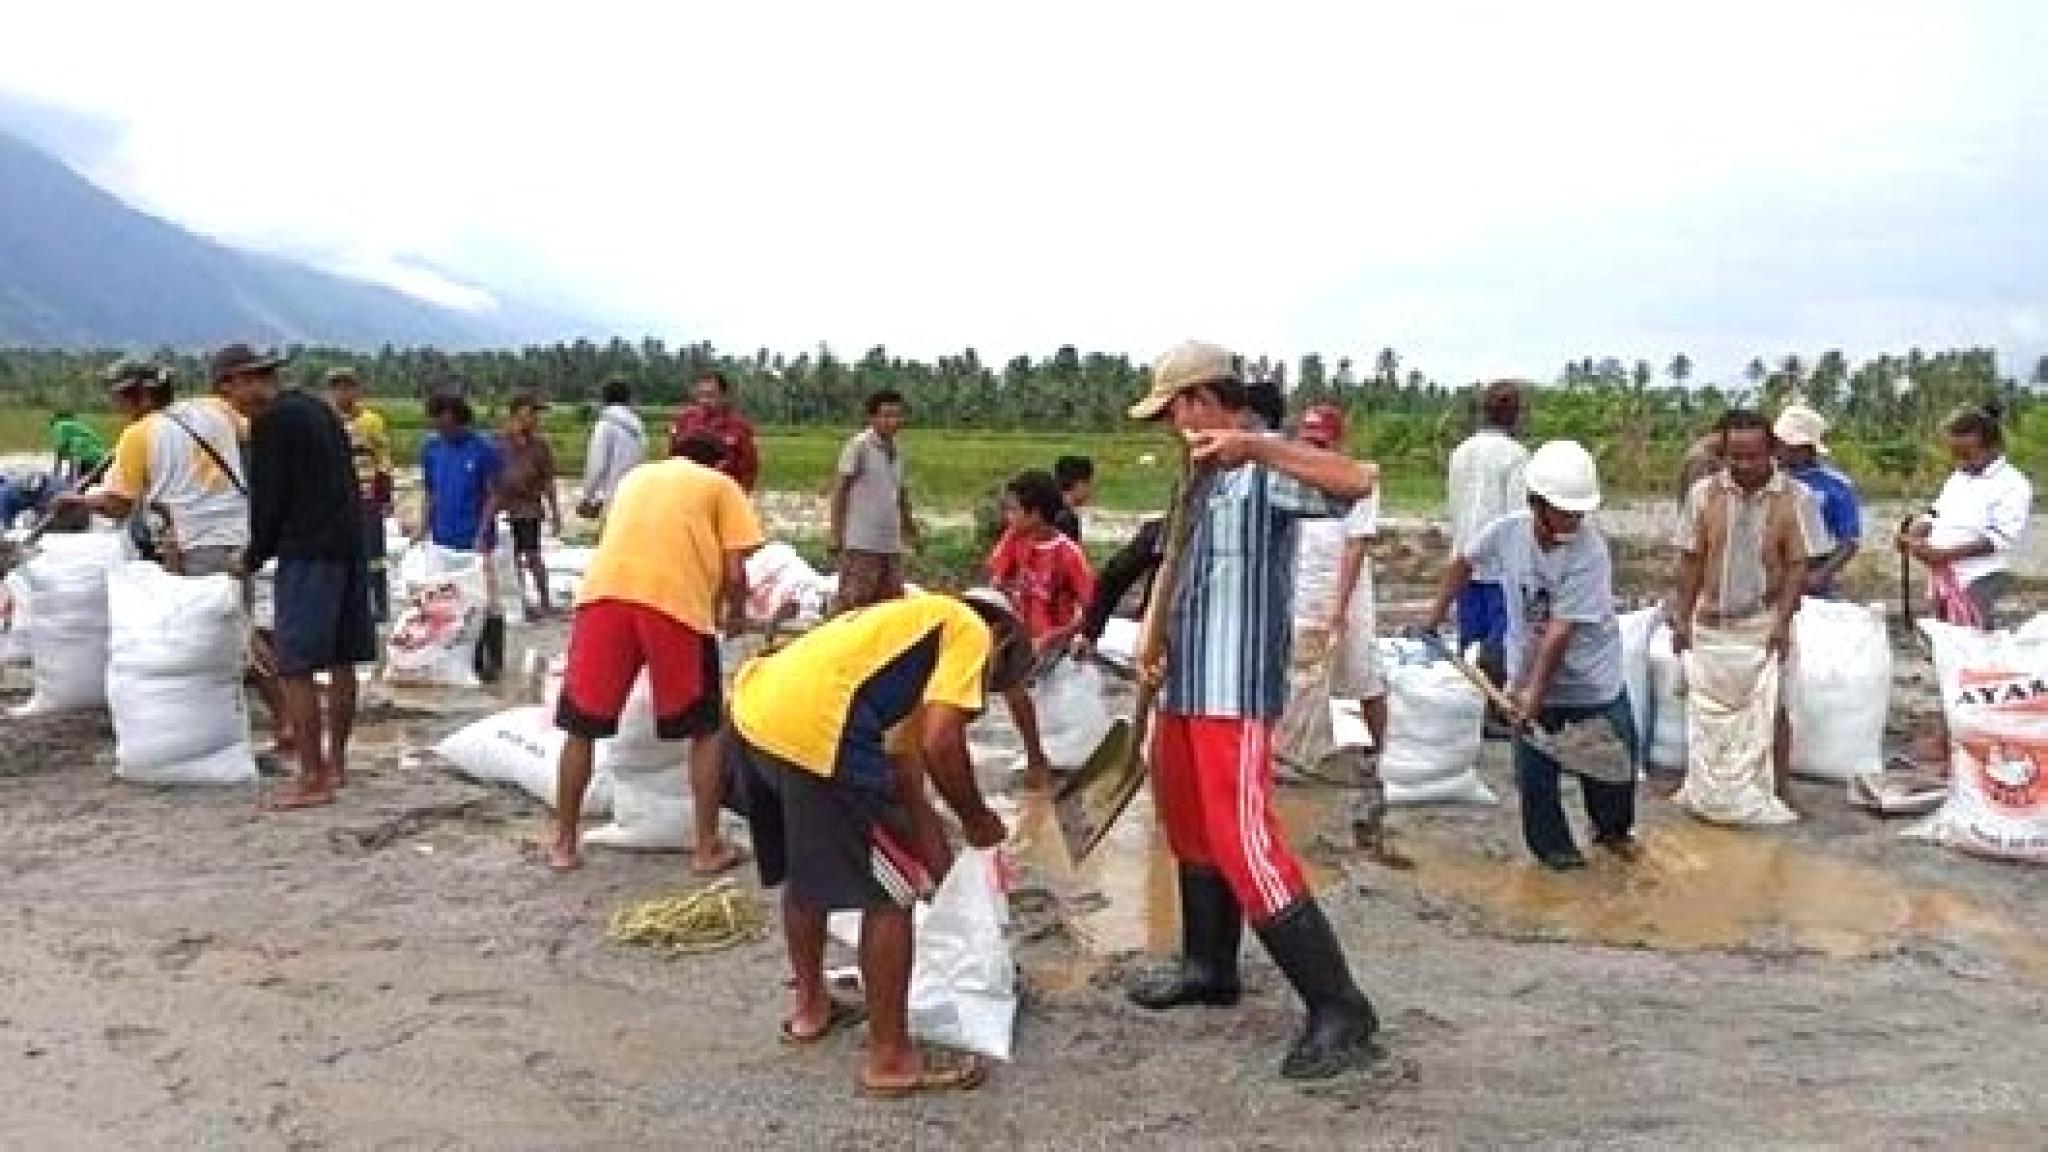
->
[5,0,2046,382]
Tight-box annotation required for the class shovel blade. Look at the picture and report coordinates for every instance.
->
[1053,718,1146,865]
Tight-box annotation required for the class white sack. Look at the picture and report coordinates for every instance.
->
[1620,610,1689,772]
[543,544,596,611]
[386,545,491,687]
[1788,600,1891,783]
[584,758,697,851]
[1673,641,1797,826]
[1095,616,1139,674]
[435,706,614,814]
[1030,660,1113,768]
[106,562,254,785]
[906,849,1017,1062]
[0,570,29,665]
[744,542,829,625]
[16,531,125,715]
[1372,637,1494,807]
[1909,619,2048,863]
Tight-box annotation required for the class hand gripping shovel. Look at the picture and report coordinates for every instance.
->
[1054,441,1200,864]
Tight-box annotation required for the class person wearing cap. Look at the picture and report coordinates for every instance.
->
[548,444,763,875]
[1775,403,1860,599]
[1445,380,1531,711]
[723,588,1031,1097]
[326,367,394,621]
[229,357,376,811]
[669,369,760,493]
[1424,439,1639,868]
[1671,409,1832,811]
[419,393,503,554]
[492,393,563,617]
[1122,341,1382,1082]
[1290,403,1399,860]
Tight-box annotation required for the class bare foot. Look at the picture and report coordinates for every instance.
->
[691,841,748,877]
[547,841,582,872]
[265,784,334,812]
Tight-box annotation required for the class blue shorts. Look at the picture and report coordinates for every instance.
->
[1456,581,1509,650]
[274,557,380,676]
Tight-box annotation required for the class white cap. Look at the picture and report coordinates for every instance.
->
[1774,403,1831,455]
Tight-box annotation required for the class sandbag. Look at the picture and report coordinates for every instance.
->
[386,545,491,687]
[1619,608,1688,772]
[1673,639,1796,826]
[0,570,28,665]
[744,542,831,625]
[1094,616,1140,674]
[543,545,595,611]
[1371,638,1494,807]
[105,562,255,785]
[907,849,1018,1062]
[1788,600,1890,783]
[584,758,699,851]
[1031,660,1113,767]
[1910,619,2048,862]
[15,531,125,715]
[435,706,614,814]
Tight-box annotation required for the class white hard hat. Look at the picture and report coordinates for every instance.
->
[1524,440,1602,513]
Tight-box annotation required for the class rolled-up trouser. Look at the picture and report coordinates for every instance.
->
[1152,712,1307,925]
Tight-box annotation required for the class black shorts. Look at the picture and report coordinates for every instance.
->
[724,733,933,911]
[509,517,544,555]
[273,557,379,676]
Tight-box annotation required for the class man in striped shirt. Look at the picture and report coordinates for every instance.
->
[1123,341,1383,1082]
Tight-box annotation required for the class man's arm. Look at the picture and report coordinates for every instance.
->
[1768,529,1802,656]
[542,442,563,534]
[1078,518,1161,646]
[1514,619,1576,720]
[1188,430,1376,500]
[897,483,918,550]
[1423,554,1475,632]
[1329,536,1370,633]
[245,410,289,573]
[734,422,760,493]
[828,437,860,553]
[1669,482,1706,651]
[580,422,614,505]
[915,704,1006,848]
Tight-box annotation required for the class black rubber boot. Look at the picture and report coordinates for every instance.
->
[1127,866,1243,1009]
[1255,898,1380,1080]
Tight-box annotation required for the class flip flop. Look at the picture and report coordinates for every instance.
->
[860,1051,988,1099]
[779,999,867,1047]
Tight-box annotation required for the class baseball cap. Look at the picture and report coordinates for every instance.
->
[208,343,288,385]
[324,367,361,386]
[102,357,162,391]
[959,587,1035,692]
[1774,403,1831,455]
[1127,341,1240,421]
[1301,403,1346,444]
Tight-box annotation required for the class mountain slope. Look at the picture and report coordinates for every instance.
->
[0,131,538,348]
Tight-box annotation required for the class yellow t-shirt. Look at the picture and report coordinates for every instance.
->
[101,397,250,549]
[576,457,764,633]
[345,408,393,493]
[730,594,991,787]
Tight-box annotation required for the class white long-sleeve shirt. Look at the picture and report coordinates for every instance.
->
[1928,455,2033,586]
[580,404,646,507]
[1446,428,1529,580]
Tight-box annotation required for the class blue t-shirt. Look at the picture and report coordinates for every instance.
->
[1790,462,1860,551]
[422,431,502,549]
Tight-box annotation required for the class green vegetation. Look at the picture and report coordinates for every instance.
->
[3,342,2043,502]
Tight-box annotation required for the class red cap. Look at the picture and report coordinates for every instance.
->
[1301,403,1346,444]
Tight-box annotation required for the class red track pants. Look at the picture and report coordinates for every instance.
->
[1152,712,1307,924]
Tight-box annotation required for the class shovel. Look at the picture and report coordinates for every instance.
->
[1055,441,1200,864]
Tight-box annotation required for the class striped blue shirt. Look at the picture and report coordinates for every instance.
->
[1164,459,1351,719]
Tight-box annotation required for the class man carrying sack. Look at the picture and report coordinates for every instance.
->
[1121,341,1382,1082]
[1671,408,1831,822]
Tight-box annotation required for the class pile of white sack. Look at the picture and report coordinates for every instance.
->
[1620,601,1892,787]
[385,544,492,688]
[1912,616,2048,863]
[12,531,125,716]
[105,561,255,785]
[1351,637,1494,806]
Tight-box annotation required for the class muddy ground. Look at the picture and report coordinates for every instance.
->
[4,516,2048,1149]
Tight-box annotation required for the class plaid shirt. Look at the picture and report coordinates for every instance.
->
[1164,457,1351,719]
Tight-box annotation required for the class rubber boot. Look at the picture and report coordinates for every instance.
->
[1127,866,1243,1009]
[1255,898,1380,1080]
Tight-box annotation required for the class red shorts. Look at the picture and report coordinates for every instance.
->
[1152,713,1307,924]
[555,599,721,741]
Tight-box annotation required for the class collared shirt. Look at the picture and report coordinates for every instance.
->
[1929,455,2034,587]
[837,428,906,554]
[1675,468,1831,621]
[671,404,760,492]
[1465,511,1623,708]
[248,389,363,569]
[1789,461,1862,596]
[493,430,558,520]
[1446,428,1529,580]
[1164,459,1350,719]
[421,430,502,550]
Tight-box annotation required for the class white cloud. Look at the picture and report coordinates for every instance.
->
[5,0,2045,379]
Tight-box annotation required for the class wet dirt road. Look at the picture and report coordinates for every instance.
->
[5,641,2047,1151]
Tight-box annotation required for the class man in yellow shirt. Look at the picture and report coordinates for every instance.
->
[549,434,764,875]
[326,368,394,620]
[724,588,1032,1097]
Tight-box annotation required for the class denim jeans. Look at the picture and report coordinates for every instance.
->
[1512,691,1640,860]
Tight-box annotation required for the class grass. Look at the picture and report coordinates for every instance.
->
[0,400,1449,511]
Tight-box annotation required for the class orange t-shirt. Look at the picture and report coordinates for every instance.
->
[577,458,764,633]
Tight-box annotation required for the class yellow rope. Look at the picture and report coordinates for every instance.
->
[606,879,765,955]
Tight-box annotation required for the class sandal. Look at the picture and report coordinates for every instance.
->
[779,999,867,1047]
[860,1050,988,1099]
